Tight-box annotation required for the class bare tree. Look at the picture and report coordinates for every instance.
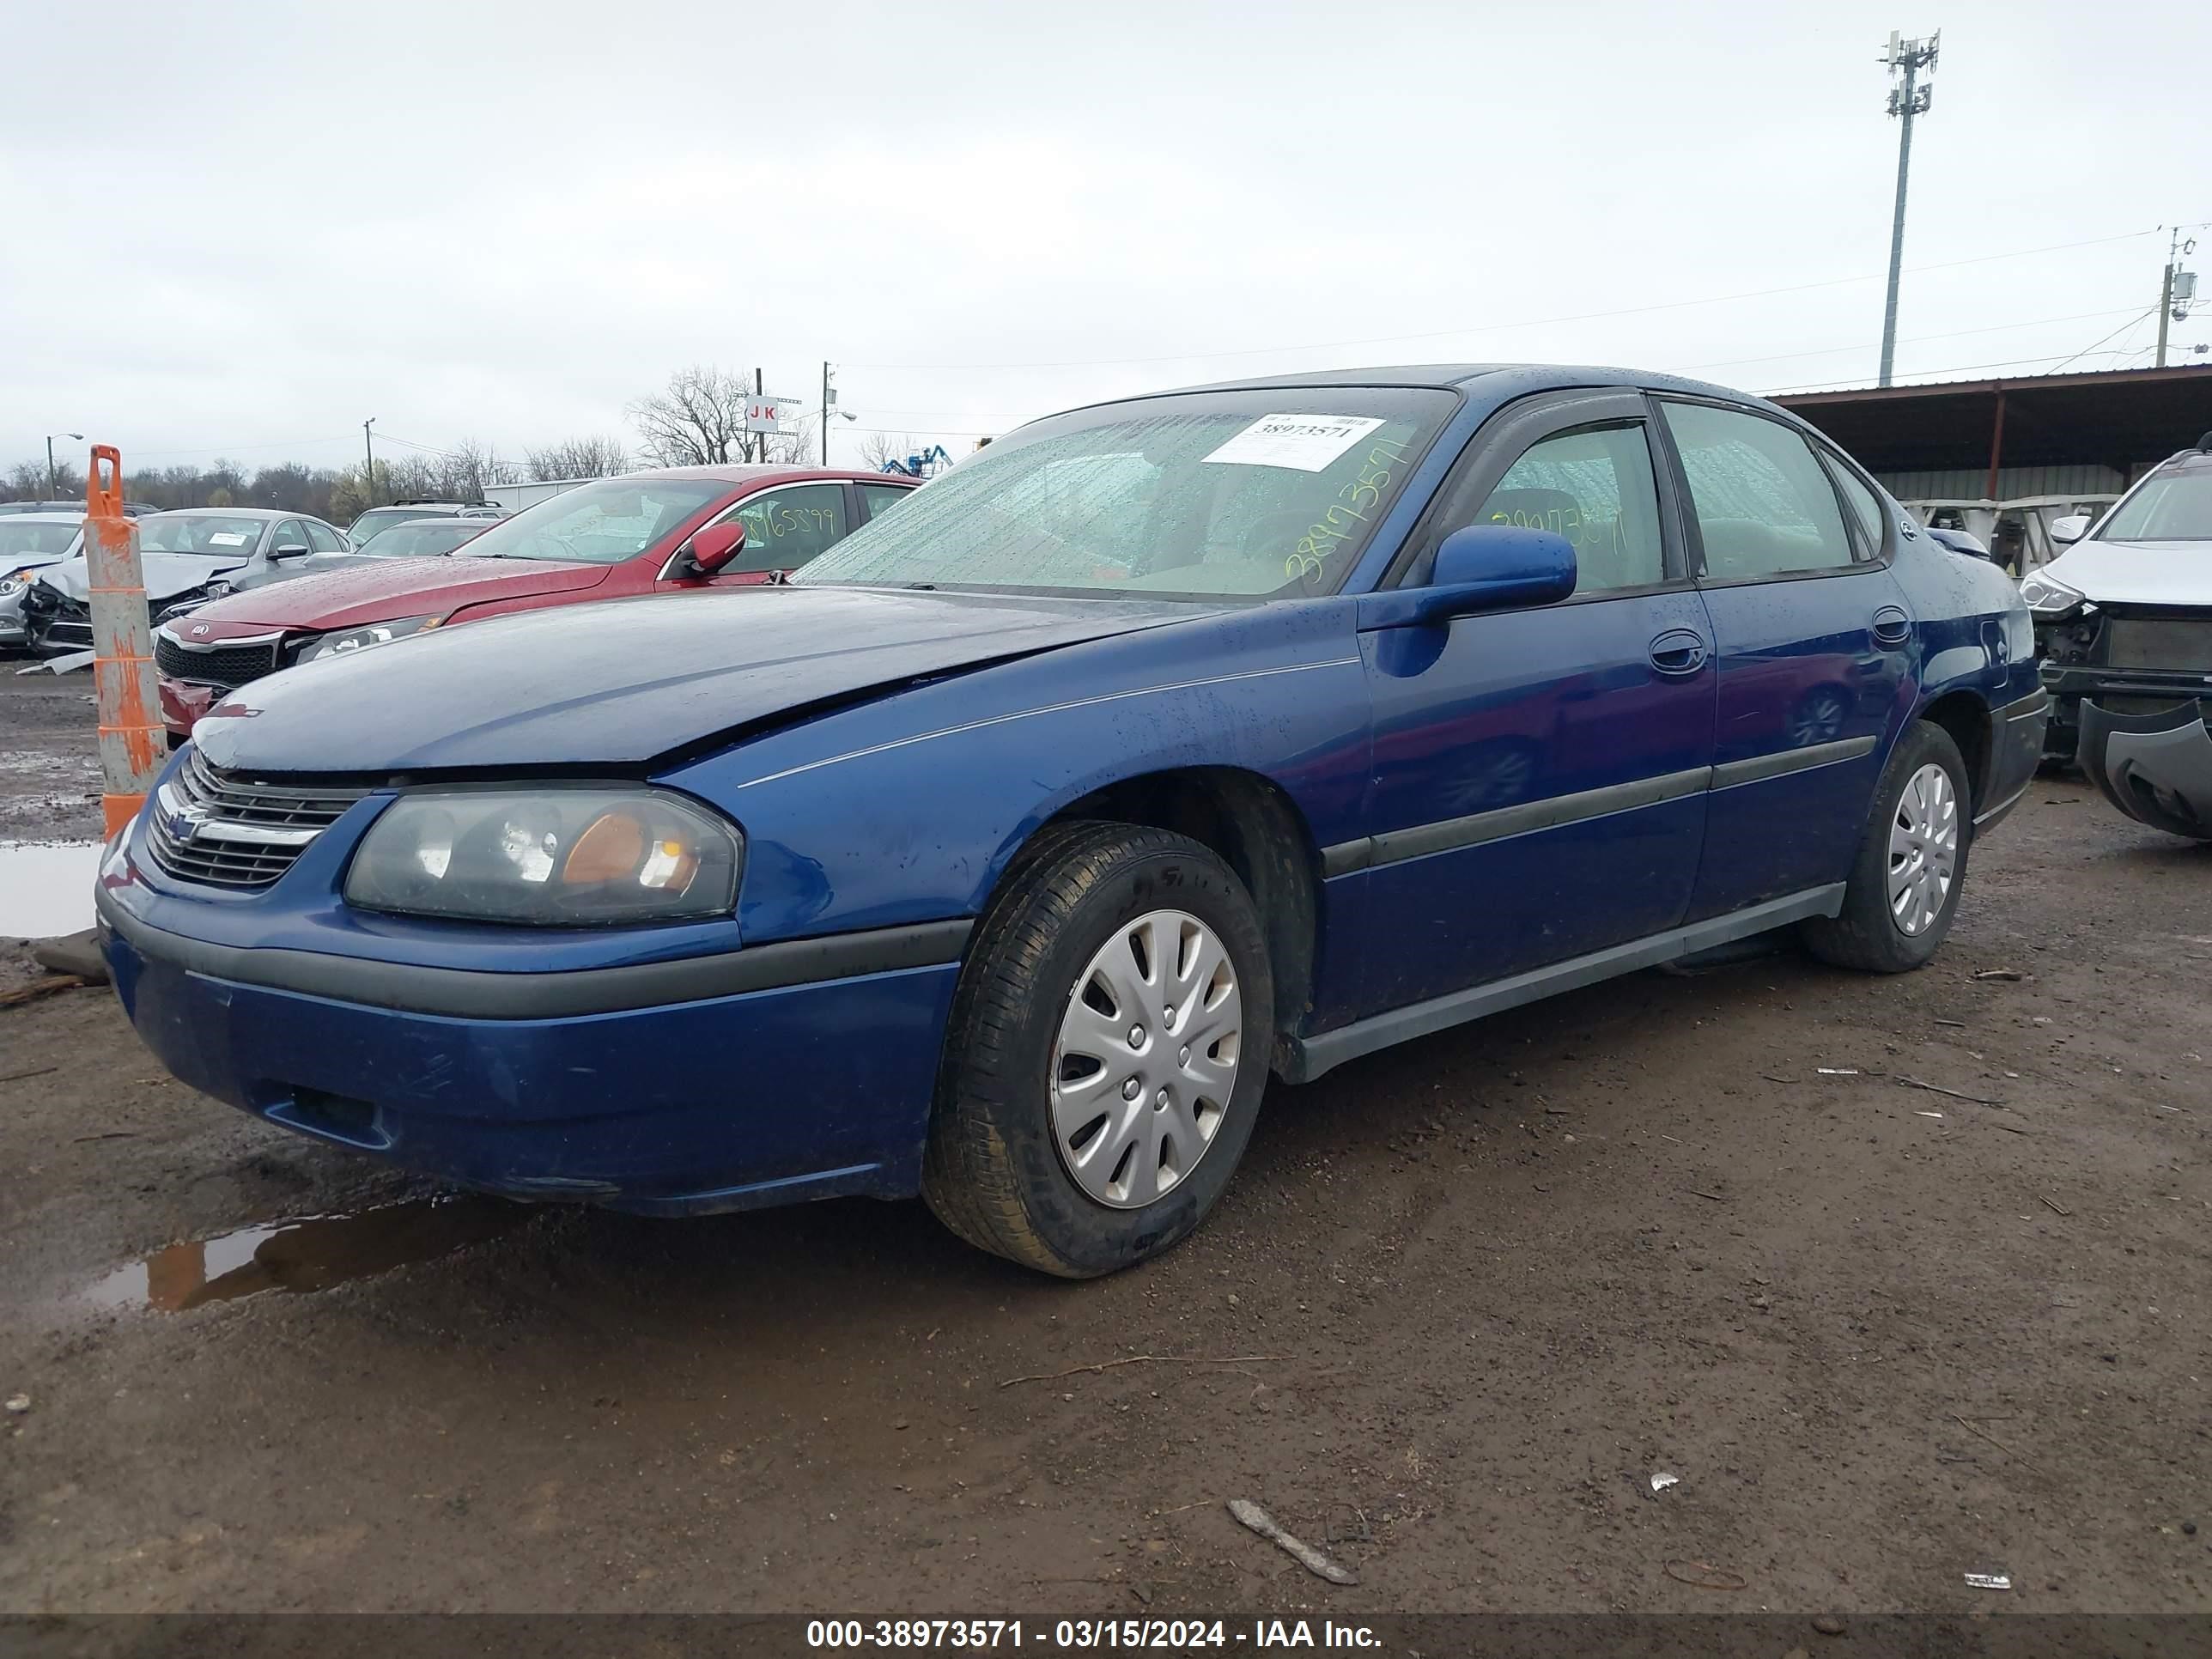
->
[525,434,631,481]
[628,365,755,466]
[856,432,916,473]
[445,438,518,501]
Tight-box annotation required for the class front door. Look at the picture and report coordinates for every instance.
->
[1351,392,1717,1014]
[1653,398,1913,920]
[662,482,854,589]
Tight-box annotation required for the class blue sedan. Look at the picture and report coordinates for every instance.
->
[97,366,2045,1275]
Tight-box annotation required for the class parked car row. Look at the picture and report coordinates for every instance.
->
[149,467,915,735]
[94,363,2047,1277]
[9,503,505,658]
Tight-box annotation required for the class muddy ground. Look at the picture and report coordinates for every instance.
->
[1,671,2208,1618]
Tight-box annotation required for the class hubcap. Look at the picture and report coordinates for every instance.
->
[1887,763,1959,937]
[1050,908,1243,1210]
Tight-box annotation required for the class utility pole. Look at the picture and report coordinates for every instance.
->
[2157,229,2199,368]
[821,361,832,465]
[363,417,377,506]
[753,367,764,463]
[45,431,82,500]
[1877,30,1940,388]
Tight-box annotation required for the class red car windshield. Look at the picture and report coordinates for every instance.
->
[455,478,728,565]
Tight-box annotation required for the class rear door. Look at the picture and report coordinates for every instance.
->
[857,480,916,524]
[1349,391,1717,1012]
[1654,398,1912,920]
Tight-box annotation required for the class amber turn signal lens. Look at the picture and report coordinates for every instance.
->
[562,811,647,884]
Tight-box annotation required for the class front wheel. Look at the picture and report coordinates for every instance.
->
[921,823,1273,1277]
[1800,720,1972,973]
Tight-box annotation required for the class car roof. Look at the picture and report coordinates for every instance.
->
[371,517,486,531]
[1073,362,1788,415]
[605,465,921,484]
[149,507,288,520]
[0,511,84,524]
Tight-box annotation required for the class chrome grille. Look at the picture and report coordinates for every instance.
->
[144,750,371,890]
[154,629,283,690]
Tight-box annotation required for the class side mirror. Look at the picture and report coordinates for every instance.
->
[2049,514,2090,546]
[270,542,310,560]
[687,521,747,574]
[1358,524,1577,629]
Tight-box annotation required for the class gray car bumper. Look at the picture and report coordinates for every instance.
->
[2078,696,2212,841]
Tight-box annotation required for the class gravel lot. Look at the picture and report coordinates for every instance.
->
[2,672,2208,1616]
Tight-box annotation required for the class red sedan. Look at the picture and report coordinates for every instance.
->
[154,465,917,741]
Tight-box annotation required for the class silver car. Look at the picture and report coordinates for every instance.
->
[21,507,349,653]
[0,512,86,647]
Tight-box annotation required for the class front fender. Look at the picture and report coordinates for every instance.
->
[665,600,1374,944]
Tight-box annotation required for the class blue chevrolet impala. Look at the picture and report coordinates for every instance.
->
[98,366,2046,1275]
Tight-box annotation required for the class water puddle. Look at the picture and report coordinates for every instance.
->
[0,839,100,939]
[83,1196,529,1312]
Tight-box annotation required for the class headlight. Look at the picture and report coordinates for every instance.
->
[0,568,33,596]
[152,590,212,626]
[2019,573,2089,619]
[344,787,743,925]
[294,615,440,664]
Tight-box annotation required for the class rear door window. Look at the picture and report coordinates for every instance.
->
[857,483,913,523]
[1820,451,1888,558]
[305,520,346,553]
[1661,403,1857,580]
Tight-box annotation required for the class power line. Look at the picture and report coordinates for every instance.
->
[1759,344,2166,396]
[2046,307,2162,375]
[1679,305,2144,374]
[844,226,2164,372]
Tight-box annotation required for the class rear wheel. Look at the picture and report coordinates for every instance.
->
[921,823,1272,1277]
[1800,720,1972,973]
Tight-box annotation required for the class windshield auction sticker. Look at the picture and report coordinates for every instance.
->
[1200,413,1386,472]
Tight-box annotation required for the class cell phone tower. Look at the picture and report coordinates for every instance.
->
[1878,30,1940,388]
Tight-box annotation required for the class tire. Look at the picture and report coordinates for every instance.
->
[1800,720,1972,973]
[921,822,1273,1277]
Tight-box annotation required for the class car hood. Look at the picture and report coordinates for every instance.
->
[2041,540,2212,608]
[193,586,1216,772]
[224,550,406,593]
[0,550,71,576]
[197,554,612,629]
[35,550,251,604]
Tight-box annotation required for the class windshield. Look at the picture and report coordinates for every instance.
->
[451,477,729,565]
[356,520,486,558]
[346,506,446,541]
[0,520,80,559]
[2097,466,2212,542]
[139,515,266,555]
[794,389,1457,599]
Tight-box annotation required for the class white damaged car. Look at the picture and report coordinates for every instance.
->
[2027,434,2212,840]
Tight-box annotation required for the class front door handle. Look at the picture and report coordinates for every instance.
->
[1649,629,1709,677]
[1871,605,1912,647]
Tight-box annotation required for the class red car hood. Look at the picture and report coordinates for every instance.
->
[181,556,614,635]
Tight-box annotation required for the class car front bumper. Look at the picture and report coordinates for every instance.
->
[2077,693,2212,841]
[96,878,969,1214]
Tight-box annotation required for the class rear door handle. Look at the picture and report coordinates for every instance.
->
[1649,629,1709,677]
[1872,605,1912,647]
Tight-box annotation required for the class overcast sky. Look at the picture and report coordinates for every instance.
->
[2,0,2205,478]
